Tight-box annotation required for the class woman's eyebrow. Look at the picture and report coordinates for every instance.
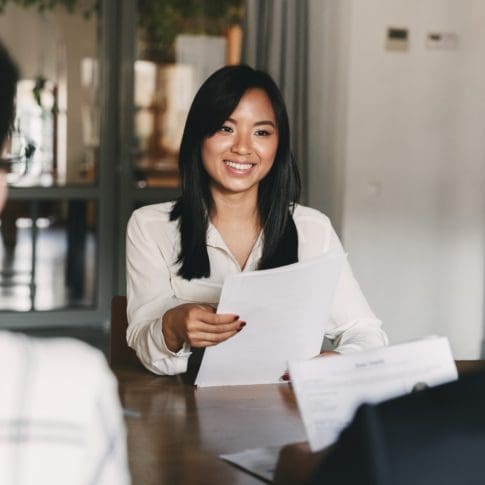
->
[254,120,276,127]
[226,117,276,128]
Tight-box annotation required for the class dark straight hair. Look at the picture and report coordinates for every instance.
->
[0,43,18,145]
[171,64,301,280]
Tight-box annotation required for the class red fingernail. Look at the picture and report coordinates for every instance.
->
[240,321,246,327]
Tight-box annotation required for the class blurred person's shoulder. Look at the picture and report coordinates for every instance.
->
[0,331,116,421]
[0,331,111,384]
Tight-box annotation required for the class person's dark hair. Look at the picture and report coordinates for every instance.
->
[0,43,18,145]
[171,64,301,280]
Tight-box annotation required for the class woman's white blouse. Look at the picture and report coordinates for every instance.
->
[126,202,388,375]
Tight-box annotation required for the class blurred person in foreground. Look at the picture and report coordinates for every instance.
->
[0,42,130,485]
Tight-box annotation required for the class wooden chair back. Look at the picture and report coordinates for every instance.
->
[110,295,141,368]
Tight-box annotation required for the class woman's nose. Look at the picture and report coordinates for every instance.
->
[230,132,252,155]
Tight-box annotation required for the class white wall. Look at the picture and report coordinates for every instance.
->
[308,0,351,235]
[311,0,485,358]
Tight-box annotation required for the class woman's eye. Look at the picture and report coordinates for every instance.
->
[220,125,233,133]
[255,129,271,136]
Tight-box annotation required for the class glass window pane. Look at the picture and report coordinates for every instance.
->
[0,2,99,187]
[133,0,245,188]
[0,199,97,311]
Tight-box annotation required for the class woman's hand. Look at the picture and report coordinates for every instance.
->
[317,350,339,357]
[161,303,245,352]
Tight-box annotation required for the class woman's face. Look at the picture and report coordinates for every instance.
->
[201,88,278,199]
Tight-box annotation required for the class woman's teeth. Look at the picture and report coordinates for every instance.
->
[224,160,254,170]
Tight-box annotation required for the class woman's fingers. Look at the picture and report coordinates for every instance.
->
[189,327,242,347]
[201,320,246,333]
[186,319,246,347]
[314,350,340,358]
[198,310,240,325]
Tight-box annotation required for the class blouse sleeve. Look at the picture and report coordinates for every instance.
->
[325,224,388,353]
[125,209,191,375]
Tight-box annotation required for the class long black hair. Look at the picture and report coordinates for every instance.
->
[0,43,18,145]
[171,64,301,280]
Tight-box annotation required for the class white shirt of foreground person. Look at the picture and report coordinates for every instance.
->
[126,202,388,376]
[0,332,131,485]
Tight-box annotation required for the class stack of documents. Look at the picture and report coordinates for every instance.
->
[195,251,345,387]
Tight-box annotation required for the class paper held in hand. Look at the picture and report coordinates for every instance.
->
[289,335,458,451]
[194,250,345,387]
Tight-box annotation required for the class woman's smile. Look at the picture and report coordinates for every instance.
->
[223,159,257,174]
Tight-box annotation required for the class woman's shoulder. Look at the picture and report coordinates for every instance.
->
[127,202,180,243]
[292,204,332,228]
[292,204,338,254]
[129,201,177,225]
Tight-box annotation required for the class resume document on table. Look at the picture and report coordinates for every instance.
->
[290,335,458,451]
[195,250,345,387]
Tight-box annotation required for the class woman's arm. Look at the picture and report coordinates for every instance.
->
[294,206,388,353]
[126,207,243,375]
[126,208,191,375]
[325,225,388,352]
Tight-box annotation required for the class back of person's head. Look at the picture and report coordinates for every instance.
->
[379,372,485,485]
[316,372,485,485]
[0,42,18,145]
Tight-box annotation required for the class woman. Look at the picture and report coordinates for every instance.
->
[126,65,387,376]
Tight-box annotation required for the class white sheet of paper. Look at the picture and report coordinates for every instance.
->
[220,446,281,483]
[195,251,345,387]
[289,336,458,451]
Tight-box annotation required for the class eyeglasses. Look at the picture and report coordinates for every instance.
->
[0,132,36,179]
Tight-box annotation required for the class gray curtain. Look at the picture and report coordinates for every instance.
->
[242,0,309,202]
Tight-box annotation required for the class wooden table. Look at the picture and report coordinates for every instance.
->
[115,366,306,484]
[115,360,485,485]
